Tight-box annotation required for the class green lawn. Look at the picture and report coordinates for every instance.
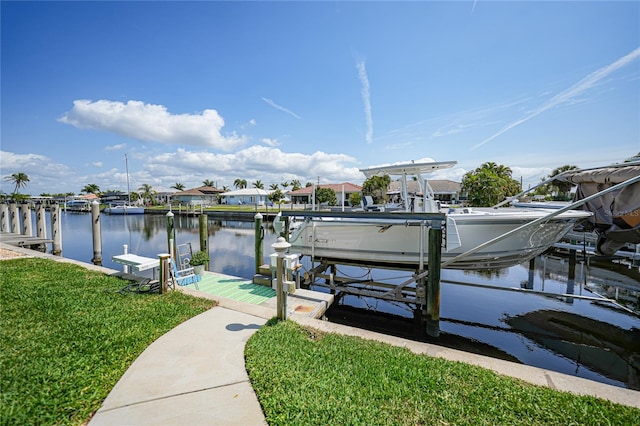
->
[246,319,640,426]
[0,258,215,425]
[2,258,639,425]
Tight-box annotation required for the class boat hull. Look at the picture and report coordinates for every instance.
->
[288,208,592,270]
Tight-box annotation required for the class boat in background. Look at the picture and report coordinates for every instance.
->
[103,154,145,215]
[64,198,92,212]
[283,160,593,270]
[103,203,145,215]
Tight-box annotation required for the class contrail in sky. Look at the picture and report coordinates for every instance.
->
[357,60,373,144]
[261,97,301,119]
[472,46,640,150]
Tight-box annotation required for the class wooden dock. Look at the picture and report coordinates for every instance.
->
[0,232,53,249]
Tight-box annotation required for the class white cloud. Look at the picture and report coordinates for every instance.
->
[105,144,126,151]
[356,60,373,144]
[261,97,301,119]
[143,145,362,188]
[58,99,246,150]
[0,151,74,194]
[261,138,279,147]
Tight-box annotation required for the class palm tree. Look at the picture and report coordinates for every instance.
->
[171,183,185,191]
[281,181,289,191]
[269,183,279,191]
[202,179,215,187]
[233,179,247,189]
[290,179,302,191]
[4,172,29,194]
[253,180,264,189]
[461,162,520,206]
[81,183,100,195]
[138,183,156,205]
[548,165,578,199]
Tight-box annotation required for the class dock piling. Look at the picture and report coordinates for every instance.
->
[9,203,19,234]
[20,203,32,237]
[36,204,47,240]
[50,204,62,255]
[426,220,442,338]
[199,214,208,270]
[91,201,102,265]
[272,237,291,320]
[255,213,263,275]
[0,204,8,233]
[166,212,176,261]
[159,253,171,294]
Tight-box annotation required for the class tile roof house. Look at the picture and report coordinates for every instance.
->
[287,183,362,205]
[171,186,224,206]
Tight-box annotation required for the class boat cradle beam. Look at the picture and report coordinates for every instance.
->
[293,214,444,337]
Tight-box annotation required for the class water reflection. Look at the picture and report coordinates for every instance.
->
[504,310,639,389]
[57,212,277,276]
[51,212,640,390]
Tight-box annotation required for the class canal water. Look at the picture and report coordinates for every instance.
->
[49,212,640,390]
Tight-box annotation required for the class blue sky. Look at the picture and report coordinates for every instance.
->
[1,1,639,196]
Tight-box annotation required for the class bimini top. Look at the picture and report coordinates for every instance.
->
[360,160,457,178]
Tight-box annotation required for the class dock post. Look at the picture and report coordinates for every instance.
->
[50,204,62,255]
[35,203,47,252]
[166,211,176,261]
[159,253,171,294]
[20,203,33,237]
[0,204,8,233]
[36,203,47,239]
[254,212,263,275]
[199,214,208,270]
[9,203,19,234]
[90,201,102,266]
[526,258,535,289]
[426,220,443,337]
[566,249,576,304]
[272,237,291,320]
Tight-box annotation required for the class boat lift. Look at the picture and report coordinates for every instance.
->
[279,166,640,336]
[281,210,445,337]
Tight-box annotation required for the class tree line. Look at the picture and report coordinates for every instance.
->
[4,152,638,206]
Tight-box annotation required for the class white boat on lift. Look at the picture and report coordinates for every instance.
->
[283,160,593,270]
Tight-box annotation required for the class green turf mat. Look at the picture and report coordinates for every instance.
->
[183,272,275,304]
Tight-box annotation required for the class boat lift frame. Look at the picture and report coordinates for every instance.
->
[281,210,445,336]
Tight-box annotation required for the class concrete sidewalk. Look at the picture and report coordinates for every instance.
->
[89,304,271,425]
[88,292,640,426]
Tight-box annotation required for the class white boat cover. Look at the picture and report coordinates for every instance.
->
[360,161,457,178]
[560,164,640,255]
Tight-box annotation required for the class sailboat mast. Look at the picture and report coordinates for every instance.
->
[125,154,131,205]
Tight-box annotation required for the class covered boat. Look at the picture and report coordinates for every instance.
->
[557,163,640,256]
